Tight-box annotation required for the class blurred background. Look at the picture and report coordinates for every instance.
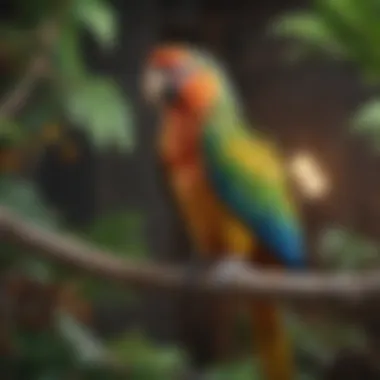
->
[2,0,380,379]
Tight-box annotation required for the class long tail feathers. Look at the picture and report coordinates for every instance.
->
[250,301,295,380]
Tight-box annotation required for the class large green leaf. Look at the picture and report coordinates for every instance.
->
[62,76,134,151]
[272,12,343,53]
[273,0,380,143]
[72,0,118,49]
[315,0,380,76]
[52,3,133,152]
[316,0,380,52]
[273,0,380,79]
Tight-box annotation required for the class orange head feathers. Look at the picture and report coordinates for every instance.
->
[142,44,220,115]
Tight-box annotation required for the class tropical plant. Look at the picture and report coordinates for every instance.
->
[0,1,191,379]
[271,0,380,150]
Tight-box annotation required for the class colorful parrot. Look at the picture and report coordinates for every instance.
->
[143,44,306,380]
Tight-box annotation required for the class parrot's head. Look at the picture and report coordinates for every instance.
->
[142,44,229,116]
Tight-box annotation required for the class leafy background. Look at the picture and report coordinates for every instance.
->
[1,0,380,379]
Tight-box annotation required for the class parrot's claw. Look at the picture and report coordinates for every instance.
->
[211,257,250,286]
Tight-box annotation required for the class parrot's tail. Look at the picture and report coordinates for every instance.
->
[250,300,295,380]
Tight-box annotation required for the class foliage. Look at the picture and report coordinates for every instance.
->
[108,330,189,380]
[318,226,380,270]
[72,0,119,49]
[73,210,148,303]
[4,0,380,378]
[55,0,134,152]
[205,359,261,380]
[61,77,133,150]
[0,176,61,276]
[288,227,374,379]
[0,2,159,379]
[0,175,186,379]
[0,176,60,229]
[271,6,380,376]
[271,0,380,76]
[271,0,380,150]
[82,210,147,258]
[352,98,380,150]
[205,355,319,380]
[1,0,134,155]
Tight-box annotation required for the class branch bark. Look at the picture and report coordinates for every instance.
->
[1,206,380,316]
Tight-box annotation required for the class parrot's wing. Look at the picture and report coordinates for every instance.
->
[203,127,305,268]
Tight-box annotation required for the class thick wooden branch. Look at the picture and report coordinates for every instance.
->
[1,207,380,315]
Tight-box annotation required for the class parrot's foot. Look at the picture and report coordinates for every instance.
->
[211,256,251,286]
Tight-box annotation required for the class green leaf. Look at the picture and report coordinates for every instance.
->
[0,177,61,279]
[351,98,380,151]
[317,226,380,269]
[271,12,345,56]
[318,227,349,259]
[272,0,380,79]
[108,330,188,380]
[0,177,59,228]
[56,312,110,365]
[62,77,134,151]
[273,12,329,42]
[73,0,118,49]
[83,211,147,258]
[314,0,380,70]
[353,98,380,133]
[53,4,133,152]
[286,310,367,366]
[55,23,85,81]
[0,118,24,145]
[205,359,260,380]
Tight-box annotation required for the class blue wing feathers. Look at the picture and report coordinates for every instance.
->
[203,130,306,269]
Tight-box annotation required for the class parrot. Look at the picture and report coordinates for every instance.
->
[142,44,306,380]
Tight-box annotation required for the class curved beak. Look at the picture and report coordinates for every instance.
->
[142,67,168,105]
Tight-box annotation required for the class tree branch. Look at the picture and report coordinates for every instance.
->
[1,207,380,315]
